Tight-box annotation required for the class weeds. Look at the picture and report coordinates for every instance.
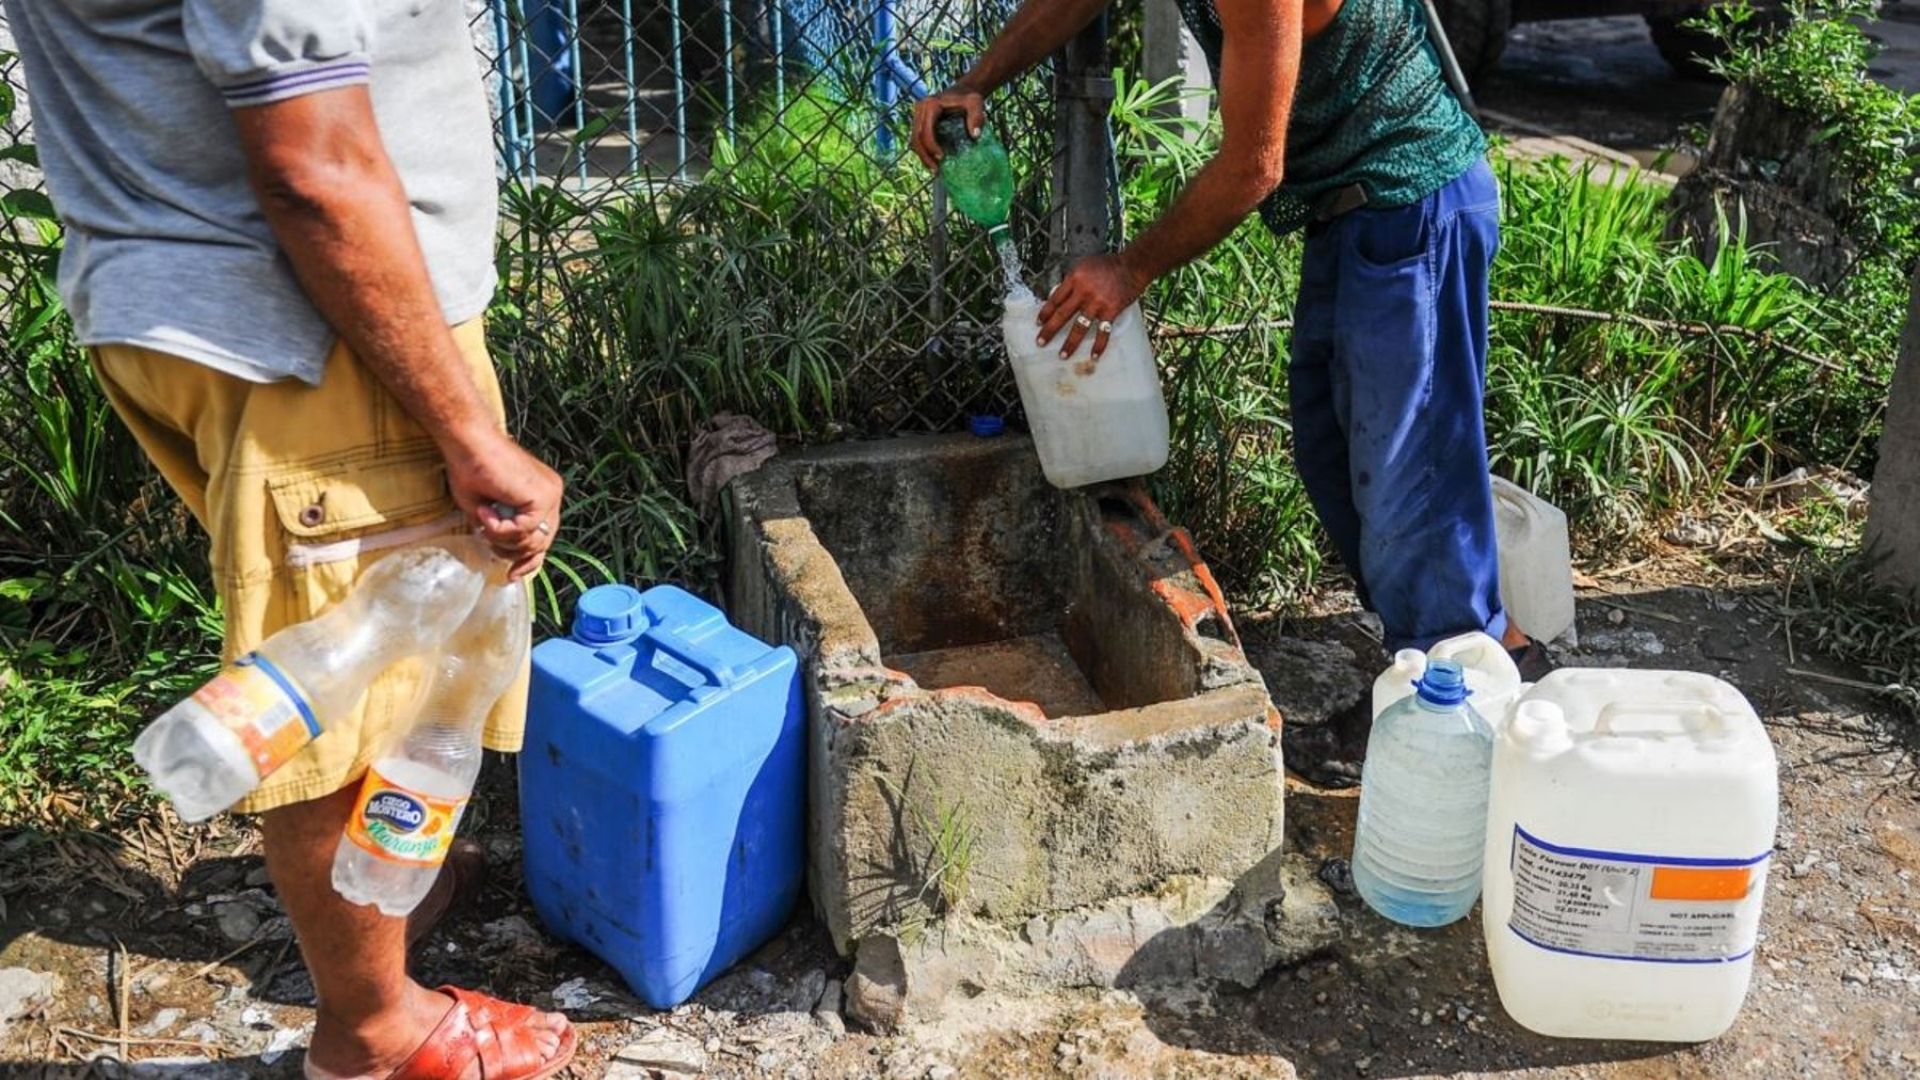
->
[873,769,979,927]
[1773,548,1920,724]
[1484,156,1887,532]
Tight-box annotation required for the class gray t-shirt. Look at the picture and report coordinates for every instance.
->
[3,0,498,383]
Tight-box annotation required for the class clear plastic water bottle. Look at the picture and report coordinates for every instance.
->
[1350,658,1496,927]
[134,538,490,822]
[331,574,529,916]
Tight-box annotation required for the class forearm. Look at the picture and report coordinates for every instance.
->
[1119,157,1280,288]
[1119,0,1296,289]
[957,0,1110,95]
[236,105,496,455]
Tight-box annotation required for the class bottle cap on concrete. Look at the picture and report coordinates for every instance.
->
[574,584,648,645]
[969,414,1006,438]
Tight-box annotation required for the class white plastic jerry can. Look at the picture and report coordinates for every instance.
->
[1372,631,1524,726]
[1491,476,1577,646]
[1483,669,1779,1042]
[1000,293,1170,489]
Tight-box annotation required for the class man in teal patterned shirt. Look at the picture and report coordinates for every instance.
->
[911,0,1553,777]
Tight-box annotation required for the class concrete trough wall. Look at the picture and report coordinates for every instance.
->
[725,435,1291,984]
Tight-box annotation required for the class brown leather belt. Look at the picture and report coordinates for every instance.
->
[1313,183,1370,223]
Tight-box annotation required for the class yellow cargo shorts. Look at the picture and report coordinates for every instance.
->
[92,320,529,814]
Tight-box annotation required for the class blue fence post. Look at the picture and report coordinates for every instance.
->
[873,0,928,156]
[671,0,690,176]
[772,0,786,113]
[873,1,897,156]
[510,0,540,182]
[724,0,739,144]
[568,0,588,184]
[621,0,640,175]
[490,0,527,179]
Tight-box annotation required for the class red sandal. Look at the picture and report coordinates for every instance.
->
[385,986,577,1080]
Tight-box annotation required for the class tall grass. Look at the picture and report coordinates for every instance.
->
[0,165,220,822]
[1487,157,1889,530]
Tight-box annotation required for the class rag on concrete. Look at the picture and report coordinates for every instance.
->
[687,413,778,513]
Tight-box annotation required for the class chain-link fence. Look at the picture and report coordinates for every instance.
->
[469,0,1120,436]
[0,1,1120,435]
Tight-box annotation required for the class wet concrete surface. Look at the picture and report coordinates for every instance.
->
[889,633,1109,719]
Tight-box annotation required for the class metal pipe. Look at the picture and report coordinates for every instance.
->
[723,0,737,143]
[772,0,786,112]
[1050,13,1116,276]
[511,0,539,184]
[873,0,897,155]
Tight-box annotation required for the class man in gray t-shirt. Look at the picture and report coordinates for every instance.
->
[7,2,573,1074]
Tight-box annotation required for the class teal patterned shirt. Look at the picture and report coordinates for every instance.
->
[1175,0,1488,235]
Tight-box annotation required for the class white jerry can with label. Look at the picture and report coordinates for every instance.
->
[1482,669,1778,1042]
[1372,631,1525,726]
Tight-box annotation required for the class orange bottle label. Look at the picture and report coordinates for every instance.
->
[192,655,319,780]
[345,766,467,866]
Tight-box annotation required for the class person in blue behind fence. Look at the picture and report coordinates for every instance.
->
[910,0,1557,783]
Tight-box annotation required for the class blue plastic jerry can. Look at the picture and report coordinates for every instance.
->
[521,584,805,1009]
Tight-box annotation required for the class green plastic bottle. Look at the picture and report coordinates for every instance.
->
[935,113,1013,240]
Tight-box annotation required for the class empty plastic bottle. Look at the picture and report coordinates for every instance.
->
[332,573,530,916]
[1350,658,1496,927]
[135,539,490,822]
[935,112,1013,240]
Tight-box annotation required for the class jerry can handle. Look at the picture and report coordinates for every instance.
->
[1592,702,1731,737]
[647,626,739,687]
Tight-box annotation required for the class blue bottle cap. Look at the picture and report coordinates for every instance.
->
[573,584,648,645]
[969,414,1005,438]
[1414,658,1469,707]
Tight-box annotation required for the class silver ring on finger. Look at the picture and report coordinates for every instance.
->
[1073,313,1094,329]
[1098,320,1113,334]
[536,520,552,535]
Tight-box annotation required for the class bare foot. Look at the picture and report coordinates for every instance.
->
[303,982,569,1080]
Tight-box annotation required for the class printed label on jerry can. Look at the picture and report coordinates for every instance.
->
[346,767,467,866]
[192,653,320,780]
[1506,825,1769,964]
